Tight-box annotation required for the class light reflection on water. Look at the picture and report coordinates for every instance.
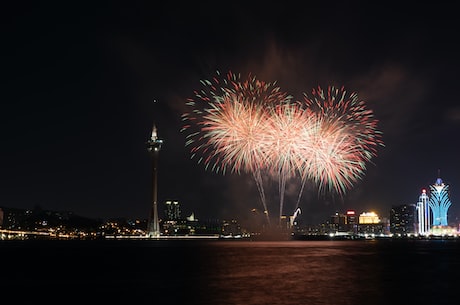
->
[1,239,459,304]
[187,240,459,305]
[193,240,384,305]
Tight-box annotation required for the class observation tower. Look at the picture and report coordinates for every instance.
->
[146,124,163,237]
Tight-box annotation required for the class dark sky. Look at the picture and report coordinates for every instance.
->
[2,1,460,227]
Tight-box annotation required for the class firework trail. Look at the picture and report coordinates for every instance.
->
[200,93,273,225]
[263,102,318,224]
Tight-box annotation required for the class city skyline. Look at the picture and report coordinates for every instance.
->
[2,2,460,225]
[1,173,455,230]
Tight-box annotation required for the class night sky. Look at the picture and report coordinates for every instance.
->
[2,1,460,227]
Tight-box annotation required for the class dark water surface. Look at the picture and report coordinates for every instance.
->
[1,238,459,304]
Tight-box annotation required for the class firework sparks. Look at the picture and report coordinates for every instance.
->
[181,71,293,225]
[302,85,384,162]
[181,71,292,174]
[299,85,384,197]
[302,118,368,195]
[182,74,384,227]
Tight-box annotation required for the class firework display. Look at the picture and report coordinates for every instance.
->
[299,85,384,195]
[181,71,292,174]
[302,86,383,162]
[181,71,384,225]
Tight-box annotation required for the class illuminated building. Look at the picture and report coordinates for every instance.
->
[390,204,416,236]
[429,176,451,227]
[330,210,357,234]
[164,200,181,221]
[416,189,431,235]
[346,210,358,234]
[330,212,345,232]
[146,124,163,237]
[359,212,380,224]
[357,211,385,236]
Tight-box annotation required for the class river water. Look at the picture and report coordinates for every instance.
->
[1,238,459,304]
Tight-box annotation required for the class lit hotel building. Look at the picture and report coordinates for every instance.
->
[357,211,386,236]
[416,189,430,235]
[429,176,451,227]
[415,175,453,236]
[359,211,380,224]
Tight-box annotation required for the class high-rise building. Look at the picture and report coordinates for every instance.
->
[346,210,358,234]
[390,204,416,236]
[429,176,451,227]
[164,200,181,221]
[330,210,357,234]
[330,212,346,232]
[416,189,431,235]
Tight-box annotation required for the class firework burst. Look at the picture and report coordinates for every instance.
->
[302,85,384,163]
[181,71,293,225]
[301,117,368,195]
[181,70,292,174]
[181,74,384,226]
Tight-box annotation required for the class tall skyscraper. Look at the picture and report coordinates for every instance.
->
[165,200,181,221]
[146,124,163,237]
[416,189,431,235]
[429,175,451,227]
[390,204,417,236]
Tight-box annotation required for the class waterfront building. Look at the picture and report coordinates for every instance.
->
[429,176,451,227]
[346,210,358,234]
[164,200,181,221]
[416,189,431,235]
[390,204,417,236]
[357,212,385,236]
[359,212,380,224]
[330,212,346,232]
[330,210,358,234]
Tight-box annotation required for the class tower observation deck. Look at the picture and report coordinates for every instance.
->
[146,124,163,237]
